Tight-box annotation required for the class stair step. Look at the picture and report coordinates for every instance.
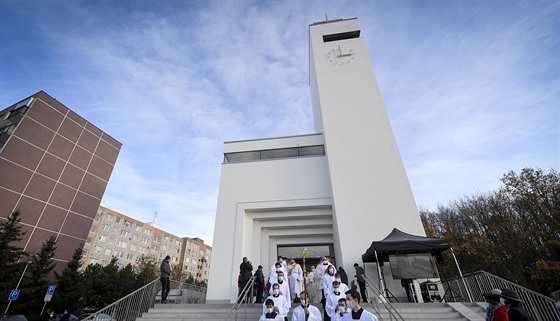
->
[136,302,481,320]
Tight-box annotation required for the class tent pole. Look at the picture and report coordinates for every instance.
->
[374,250,386,301]
[450,247,473,302]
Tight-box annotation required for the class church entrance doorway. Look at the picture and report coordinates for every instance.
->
[277,244,335,273]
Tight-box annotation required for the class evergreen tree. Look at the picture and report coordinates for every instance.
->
[53,245,84,315]
[13,234,57,315]
[0,209,28,302]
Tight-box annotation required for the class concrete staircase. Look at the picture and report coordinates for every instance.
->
[136,302,488,321]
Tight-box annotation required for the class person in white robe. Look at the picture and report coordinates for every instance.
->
[269,271,291,303]
[288,258,304,303]
[291,291,322,321]
[306,266,319,303]
[341,289,378,321]
[321,265,336,297]
[334,272,349,294]
[269,257,288,285]
[260,298,285,321]
[334,298,349,321]
[264,284,290,321]
[326,281,346,321]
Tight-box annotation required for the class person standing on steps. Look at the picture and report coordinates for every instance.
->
[160,255,171,303]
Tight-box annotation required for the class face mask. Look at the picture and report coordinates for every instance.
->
[347,299,354,310]
[278,276,284,281]
[267,307,274,313]
[301,301,308,308]
[333,287,340,294]
[339,306,347,314]
[276,269,281,273]
[273,289,279,295]
[335,278,341,282]
[329,269,334,274]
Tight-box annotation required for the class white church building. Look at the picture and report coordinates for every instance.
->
[206,18,428,303]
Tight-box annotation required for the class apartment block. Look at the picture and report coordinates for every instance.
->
[0,91,121,269]
[83,205,212,283]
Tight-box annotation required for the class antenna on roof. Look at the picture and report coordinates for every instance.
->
[325,13,328,21]
[152,211,158,225]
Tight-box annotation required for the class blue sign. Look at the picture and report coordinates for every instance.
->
[47,285,56,295]
[8,289,20,301]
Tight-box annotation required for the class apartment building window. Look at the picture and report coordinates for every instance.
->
[175,249,180,254]
[94,215,100,222]
[98,235,107,242]
[114,251,124,258]
[102,224,110,231]
[139,247,147,254]
[95,246,103,254]
[107,214,114,221]
[85,237,93,244]
[136,225,142,231]
[89,226,97,233]
[83,249,89,256]
[118,240,127,248]
[91,258,99,265]
[151,245,158,251]
[164,236,170,242]
[115,217,121,224]
[127,254,134,260]
[133,234,139,241]
[199,250,204,255]
[185,257,190,263]
[142,237,149,244]
[130,244,136,251]
[104,249,111,256]
[120,230,130,238]
[108,238,115,244]
[154,237,161,243]
[175,240,181,246]
[143,228,151,235]
[173,257,178,262]
[111,227,118,234]
[124,220,132,228]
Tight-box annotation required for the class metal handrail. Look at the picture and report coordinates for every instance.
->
[226,275,257,321]
[81,278,208,321]
[80,278,160,321]
[363,275,406,321]
[441,270,560,321]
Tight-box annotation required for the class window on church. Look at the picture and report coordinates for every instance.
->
[323,30,360,42]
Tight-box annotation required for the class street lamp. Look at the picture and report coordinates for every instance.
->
[4,260,32,314]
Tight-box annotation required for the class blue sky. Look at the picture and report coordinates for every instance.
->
[1,1,558,246]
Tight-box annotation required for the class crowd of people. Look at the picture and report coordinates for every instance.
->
[239,255,376,321]
[238,255,544,321]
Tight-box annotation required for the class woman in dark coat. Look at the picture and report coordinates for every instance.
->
[338,266,349,285]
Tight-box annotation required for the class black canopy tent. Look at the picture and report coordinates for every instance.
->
[362,228,451,263]
[361,228,472,302]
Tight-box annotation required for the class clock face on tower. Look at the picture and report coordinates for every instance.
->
[326,45,356,65]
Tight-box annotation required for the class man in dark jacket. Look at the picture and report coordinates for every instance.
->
[500,288,534,321]
[238,257,253,302]
[255,265,265,303]
[160,255,172,303]
[354,263,368,303]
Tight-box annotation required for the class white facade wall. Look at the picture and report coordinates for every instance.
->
[207,134,333,302]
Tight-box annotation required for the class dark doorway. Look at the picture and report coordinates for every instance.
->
[277,244,335,273]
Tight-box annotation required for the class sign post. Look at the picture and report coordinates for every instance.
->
[40,285,56,315]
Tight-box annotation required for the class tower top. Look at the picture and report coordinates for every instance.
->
[310,17,357,27]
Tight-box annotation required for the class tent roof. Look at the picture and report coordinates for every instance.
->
[362,228,452,262]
